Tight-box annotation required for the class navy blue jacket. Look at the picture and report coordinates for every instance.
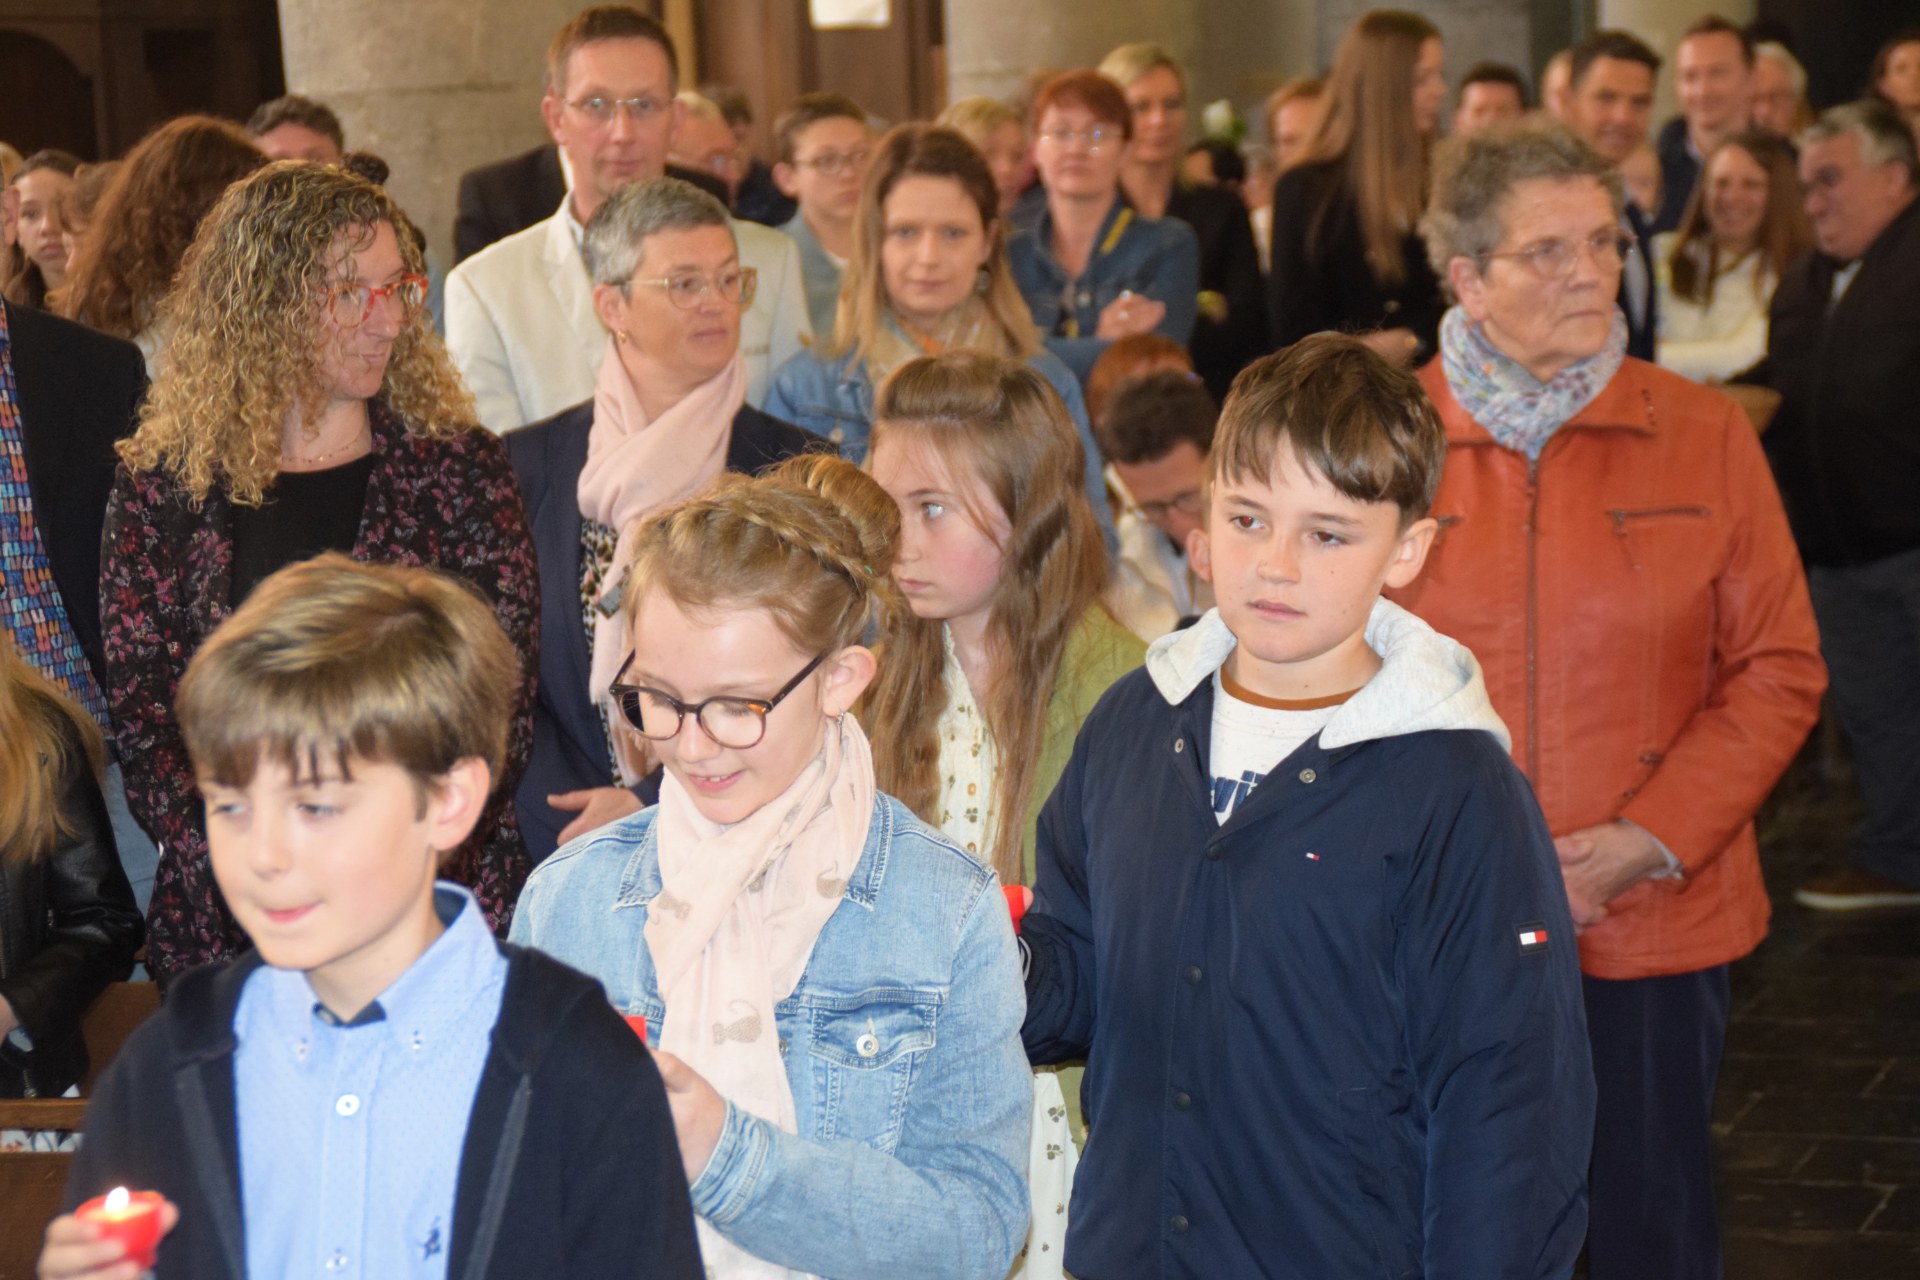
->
[1021,662,1593,1279]
[505,401,827,860]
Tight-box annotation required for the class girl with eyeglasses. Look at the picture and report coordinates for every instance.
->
[1006,70,1200,388]
[100,162,541,990]
[511,451,1032,1280]
[507,177,827,861]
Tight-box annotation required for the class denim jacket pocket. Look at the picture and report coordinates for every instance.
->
[802,990,943,1148]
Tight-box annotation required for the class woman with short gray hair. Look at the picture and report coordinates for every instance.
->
[1392,120,1826,1280]
[506,176,828,859]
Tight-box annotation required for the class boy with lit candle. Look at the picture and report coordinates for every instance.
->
[39,554,703,1280]
[1018,335,1595,1278]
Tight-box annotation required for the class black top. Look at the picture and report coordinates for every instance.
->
[228,453,376,602]
[1267,159,1445,361]
[1165,180,1270,401]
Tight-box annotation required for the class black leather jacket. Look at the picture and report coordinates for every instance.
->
[0,730,143,1098]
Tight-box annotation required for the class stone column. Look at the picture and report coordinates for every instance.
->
[943,0,1202,105]
[276,0,582,257]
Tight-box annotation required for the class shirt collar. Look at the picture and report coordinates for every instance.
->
[260,883,499,1053]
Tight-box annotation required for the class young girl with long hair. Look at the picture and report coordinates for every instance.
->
[1268,8,1447,363]
[511,452,1031,1280]
[0,638,142,1112]
[864,351,1144,1276]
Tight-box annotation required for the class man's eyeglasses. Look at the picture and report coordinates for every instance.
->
[568,95,670,126]
[609,651,828,750]
[1135,490,1205,523]
[1037,126,1117,152]
[324,274,429,328]
[628,266,758,311]
[792,149,871,177]
[1480,229,1636,280]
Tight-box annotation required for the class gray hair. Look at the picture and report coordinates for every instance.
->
[1755,41,1807,96]
[1801,99,1920,184]
[1421,121,1625,297]
[582,177,734,287]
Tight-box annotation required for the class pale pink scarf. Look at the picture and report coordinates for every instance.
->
[646,713,876,1279]
[580,339,746,778]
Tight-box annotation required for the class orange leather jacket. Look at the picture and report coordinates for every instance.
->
[1394,357,1826,980]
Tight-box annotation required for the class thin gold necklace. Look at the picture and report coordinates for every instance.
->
[281,423,370,468]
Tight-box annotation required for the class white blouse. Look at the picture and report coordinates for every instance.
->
[1652,233,1775,384]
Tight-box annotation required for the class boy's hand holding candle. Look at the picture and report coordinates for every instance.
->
[40,1187,178,1280]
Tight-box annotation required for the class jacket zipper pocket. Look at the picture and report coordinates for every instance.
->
[1607,505,1711,571]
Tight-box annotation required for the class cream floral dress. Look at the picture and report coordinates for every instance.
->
[934,631,1075,1280]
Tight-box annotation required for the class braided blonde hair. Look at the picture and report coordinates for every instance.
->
[621,454,904,660]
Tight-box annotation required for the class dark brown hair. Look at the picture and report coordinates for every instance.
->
[246,94,346,150]
[1097,370,1217,466]
[1680,15,1755,66]
[1212,333,1445,522]
[774,92,868,165]
[546,5,677,97]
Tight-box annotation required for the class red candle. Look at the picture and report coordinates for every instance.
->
[74,1187,165,1270]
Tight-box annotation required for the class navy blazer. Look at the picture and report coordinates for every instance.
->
[505,400,828,860]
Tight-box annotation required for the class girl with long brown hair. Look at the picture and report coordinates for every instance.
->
[1654,129,1812,383]
[1268,8,1447,363]
[0,638,142,1106]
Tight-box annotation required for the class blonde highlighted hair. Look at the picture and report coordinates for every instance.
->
[118,161,476,506]
[622,453,903,659]
[0,640,106,866]
[178,554,520,810]
[863,352,1108,885]
[831,123,1039,366]
[1300,9,1440,286]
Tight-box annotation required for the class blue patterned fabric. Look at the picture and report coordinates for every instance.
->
[1438,305,1629,461]
[0,305,109,724]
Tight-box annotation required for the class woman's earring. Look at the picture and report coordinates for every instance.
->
[615,330,631,345]
[974,267,991,296]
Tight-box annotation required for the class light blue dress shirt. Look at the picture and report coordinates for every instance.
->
[232,884,508,1279]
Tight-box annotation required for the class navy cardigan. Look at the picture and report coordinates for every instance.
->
[505,400,827,860]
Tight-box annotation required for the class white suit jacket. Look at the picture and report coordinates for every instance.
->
[444,200,812,433]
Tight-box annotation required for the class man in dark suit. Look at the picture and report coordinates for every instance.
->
[453,142,728,263]
[1748,101,1920,911]
[1651,17,1756,233]
[0,299,152,902]
[1564,30,1663,361]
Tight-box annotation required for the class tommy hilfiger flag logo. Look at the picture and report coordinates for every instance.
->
[1517,922,1549,953]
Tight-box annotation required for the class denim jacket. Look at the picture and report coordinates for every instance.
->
[509,791,1031,1280]
[1007,196,1200,385]
[762,335,1118,542]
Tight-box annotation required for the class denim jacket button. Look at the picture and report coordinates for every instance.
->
[830,426,846,443]
[856,1032,880,1058]
[1298,768,1317,784]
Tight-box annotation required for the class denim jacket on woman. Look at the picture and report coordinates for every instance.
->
[509,789,1031,1280]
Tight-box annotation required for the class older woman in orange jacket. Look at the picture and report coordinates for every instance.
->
[1393,123,1825,1280]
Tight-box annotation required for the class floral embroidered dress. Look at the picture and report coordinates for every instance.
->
[100,402,541,988]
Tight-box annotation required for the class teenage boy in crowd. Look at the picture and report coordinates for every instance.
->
[772,92,873,336]
[39,555,702,1280]
[1020,335,1593,1279]
[1098,368,1218,642]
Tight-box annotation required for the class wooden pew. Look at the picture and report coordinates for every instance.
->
[0,983,161,1280]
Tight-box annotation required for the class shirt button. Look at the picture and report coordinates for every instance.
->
[1170,1214,1190,1234]
[325,1250,348,1271]
[1174,738,1185,753]
[1298,768,1317,784]
[1173,1090,1192,1111]
[1205,846,1223,861]
[334,1094,361,1117]
[1184,965,1203,985]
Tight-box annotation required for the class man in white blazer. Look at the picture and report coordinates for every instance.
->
[446,6,810,432]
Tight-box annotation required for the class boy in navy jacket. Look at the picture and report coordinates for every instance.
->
[39,555,702,1280]
[1020,335,1593,1279]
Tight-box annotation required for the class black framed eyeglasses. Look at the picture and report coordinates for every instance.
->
[608,651,829,749]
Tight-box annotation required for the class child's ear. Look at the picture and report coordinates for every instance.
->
[1187,526,1213,583]
[821,644,879,716]
[427,757,493,854]
[1382,515,1439,590]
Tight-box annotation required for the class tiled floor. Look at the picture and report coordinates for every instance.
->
[1717,749,1920,1276]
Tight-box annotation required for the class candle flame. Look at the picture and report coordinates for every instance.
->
[105,1187,130,1213]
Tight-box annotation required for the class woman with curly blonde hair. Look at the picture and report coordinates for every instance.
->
[101,161,541,989]
[57,115,264,369]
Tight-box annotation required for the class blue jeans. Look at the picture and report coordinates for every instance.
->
[1807,546,1920,886]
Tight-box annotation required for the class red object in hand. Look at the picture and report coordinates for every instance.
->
[625,1013,649,1043]
[74,1188,165,1270]
[1004,884,1031,934]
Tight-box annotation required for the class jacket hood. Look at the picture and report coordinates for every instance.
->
[1145,598,1511,752]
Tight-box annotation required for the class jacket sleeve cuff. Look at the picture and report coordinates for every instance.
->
[689,1099,772,1226]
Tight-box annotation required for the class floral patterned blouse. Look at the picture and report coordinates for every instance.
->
[100,401,541,989]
